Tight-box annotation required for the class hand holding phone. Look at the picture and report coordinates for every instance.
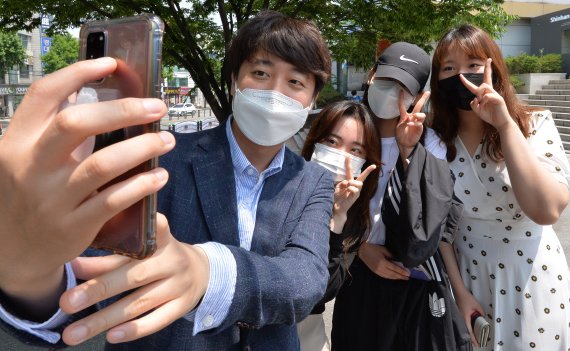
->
[471,311,491,347]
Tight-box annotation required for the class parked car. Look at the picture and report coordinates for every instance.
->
[168,102,197,117]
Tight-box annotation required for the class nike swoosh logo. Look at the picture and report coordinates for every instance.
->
[400,55,419,64]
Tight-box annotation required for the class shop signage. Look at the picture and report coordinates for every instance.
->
[551,14,570,23]
[0,86,29,95]
[164,87,181,94]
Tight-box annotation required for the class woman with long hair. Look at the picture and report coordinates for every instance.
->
[296,100,380,351]
[430,24,570,350]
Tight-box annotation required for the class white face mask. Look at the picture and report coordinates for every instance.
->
[311,143,366,183]
[232,84,311,146]
[367,80,414,119]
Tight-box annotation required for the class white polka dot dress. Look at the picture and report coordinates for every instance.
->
[450,111,570,351]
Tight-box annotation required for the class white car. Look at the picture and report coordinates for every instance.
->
[168,102,197,117]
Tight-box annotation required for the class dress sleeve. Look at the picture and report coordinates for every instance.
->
[528,110,570,187]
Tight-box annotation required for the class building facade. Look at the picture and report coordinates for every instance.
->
[0,24,43,117]
[163,66,208,109]
[341,1,570,95]
[497,1,570,66]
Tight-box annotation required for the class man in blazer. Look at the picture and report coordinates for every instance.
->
[0,11,333,350]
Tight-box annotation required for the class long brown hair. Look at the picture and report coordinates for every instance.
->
[301,100,381,251]
[430,24,537,162]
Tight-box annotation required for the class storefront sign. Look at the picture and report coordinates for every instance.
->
[164,87,181,94]
[551,14,570,23]
[0,86,29,95]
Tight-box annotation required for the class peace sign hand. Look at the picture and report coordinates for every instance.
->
[459,58,511,131]
[330,156,376,233]
[396,90,429,159]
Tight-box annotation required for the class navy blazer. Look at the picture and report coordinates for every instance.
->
[104,122,333,350]
[0,121,333,351]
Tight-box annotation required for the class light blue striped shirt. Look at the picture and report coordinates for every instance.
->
[191,117,285,334]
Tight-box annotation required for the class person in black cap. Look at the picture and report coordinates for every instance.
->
[330,42,478,350]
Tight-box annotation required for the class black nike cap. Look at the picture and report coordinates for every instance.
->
[374,42,431,95]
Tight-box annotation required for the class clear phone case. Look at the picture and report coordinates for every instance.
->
[79,14,164,259]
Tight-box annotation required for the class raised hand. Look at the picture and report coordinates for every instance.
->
[396,90,429,158]
[330,157,376,233]
[60,213,209,345]
[0,58,173,313]
[460,58,511,131]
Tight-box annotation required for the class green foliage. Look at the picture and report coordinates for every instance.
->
[506,52,562,74]
[322,0,517,69]
[0,0,516,120]
[162,65,174,83]
[505,53,539,74]
[509,74,524,89]
[539,53,563,73]
[42,33,79,74]
[316,82,345,107]
[0,31,26,77]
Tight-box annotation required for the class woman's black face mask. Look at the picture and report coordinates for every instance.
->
[437,73,484,111]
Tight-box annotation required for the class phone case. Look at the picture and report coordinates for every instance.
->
[79,14,164,259]
[472,314,491,347]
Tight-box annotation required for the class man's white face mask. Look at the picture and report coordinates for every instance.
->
[311,143,366,183]
[367,80,414,119]
[232,83,312,146]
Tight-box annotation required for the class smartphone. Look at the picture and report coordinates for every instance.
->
[471,312,491,347]
[79,14,164,259]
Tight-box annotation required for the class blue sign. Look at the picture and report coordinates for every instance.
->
[40,14,52,56]
[41,14,51,29]
[41,37,51,55]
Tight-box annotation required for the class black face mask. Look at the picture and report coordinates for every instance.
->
[437,73,484,111]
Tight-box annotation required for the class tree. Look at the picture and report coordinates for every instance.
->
[42,33,79,74]
[0,1,515,122]
[0,31,25,78]
[320,0,516,69]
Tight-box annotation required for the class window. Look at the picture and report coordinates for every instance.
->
[19,65,30,79]
[18,34,30,51]
[562,30,570,55]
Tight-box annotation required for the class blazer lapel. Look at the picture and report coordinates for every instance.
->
[190,123,240,246]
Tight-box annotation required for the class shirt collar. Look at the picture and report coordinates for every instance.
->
[225,116,285,176]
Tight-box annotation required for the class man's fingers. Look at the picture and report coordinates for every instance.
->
[357,164,376,182]
[67,131,174,198]
[412,91,430,114]
[73,166,169,233]
[21,58,118,118]
[105,298,193,343]
[70,256,132,281]
[62,279,169,345]
[36,98,167,167]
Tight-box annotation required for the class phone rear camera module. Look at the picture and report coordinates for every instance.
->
[86,32,106,60]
